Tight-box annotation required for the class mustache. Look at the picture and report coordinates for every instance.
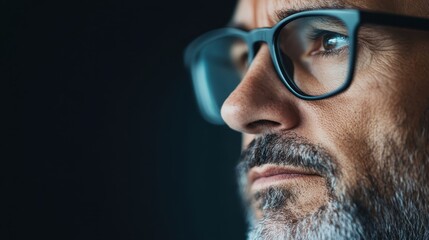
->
[237,133,338,179]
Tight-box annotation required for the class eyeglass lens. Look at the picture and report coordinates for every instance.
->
[277,16,350,96]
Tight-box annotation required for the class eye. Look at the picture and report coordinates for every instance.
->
[309,30,349,56]
[230,41,249,74]
[322,32,349,51]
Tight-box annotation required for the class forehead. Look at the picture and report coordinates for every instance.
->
[232,0,396,28]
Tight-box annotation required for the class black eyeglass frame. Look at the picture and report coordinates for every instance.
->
[184,9,429,101]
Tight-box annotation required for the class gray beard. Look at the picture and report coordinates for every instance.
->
[238,114,429,240]
[247,199,363,240]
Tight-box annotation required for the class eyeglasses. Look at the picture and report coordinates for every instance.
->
[184,9,429,124]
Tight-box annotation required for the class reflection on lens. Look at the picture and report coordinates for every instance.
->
[191,36,248,124]
[277,16,350,96]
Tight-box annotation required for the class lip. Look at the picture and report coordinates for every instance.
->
[248,164,319,190]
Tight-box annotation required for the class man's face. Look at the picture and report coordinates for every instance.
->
[220,0,429,238]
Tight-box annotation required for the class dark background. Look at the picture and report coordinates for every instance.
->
[2,0,246,239]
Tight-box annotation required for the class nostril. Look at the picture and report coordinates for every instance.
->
[246,120,281,131]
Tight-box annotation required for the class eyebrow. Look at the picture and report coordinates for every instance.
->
[274,1,350,22]
[229,0,354,30]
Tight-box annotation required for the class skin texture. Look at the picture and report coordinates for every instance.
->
[219,0,429,238]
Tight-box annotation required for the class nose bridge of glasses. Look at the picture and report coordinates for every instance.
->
[247,27,272,60]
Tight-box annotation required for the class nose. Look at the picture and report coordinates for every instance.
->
[220,45,300,134]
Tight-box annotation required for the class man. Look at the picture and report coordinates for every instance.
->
[185,0,429,239]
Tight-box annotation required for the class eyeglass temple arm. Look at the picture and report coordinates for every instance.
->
[360,11,429,31]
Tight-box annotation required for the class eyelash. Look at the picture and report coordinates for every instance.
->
[317,46,348,58]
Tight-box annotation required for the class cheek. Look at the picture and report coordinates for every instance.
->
[323,39,429,187]
[354,34,429,134]
[319,100,379,191]
[299,54,411,191]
